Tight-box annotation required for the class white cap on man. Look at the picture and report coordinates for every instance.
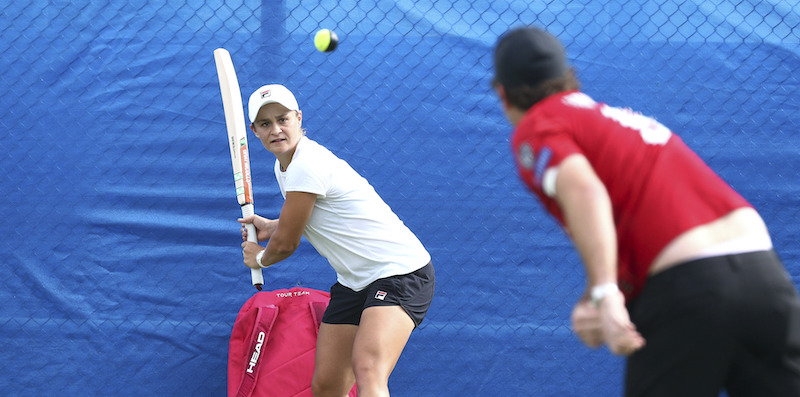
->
[247,84,299,123]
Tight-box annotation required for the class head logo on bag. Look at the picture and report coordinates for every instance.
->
[246,331,266,374]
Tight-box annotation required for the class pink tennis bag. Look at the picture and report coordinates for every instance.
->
[228,287,357,397]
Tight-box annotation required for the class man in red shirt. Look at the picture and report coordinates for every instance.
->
[492,26,800,396]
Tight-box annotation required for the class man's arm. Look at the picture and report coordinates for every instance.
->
[554,154,617,289]
[554,154,645,355]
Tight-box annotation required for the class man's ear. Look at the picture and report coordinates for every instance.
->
[494,84,524,126]
[495,84,510,110]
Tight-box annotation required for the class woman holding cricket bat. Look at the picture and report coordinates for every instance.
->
[238,84,434,397]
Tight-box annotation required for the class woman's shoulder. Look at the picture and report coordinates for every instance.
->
[289,137,340,173]
[298,137,343,163]
[298,136,329,154]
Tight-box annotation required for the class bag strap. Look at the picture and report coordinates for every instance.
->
[235,305,279,397]
[309,301,328,336]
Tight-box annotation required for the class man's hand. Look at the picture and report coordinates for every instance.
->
[571,292,646,356]
[571,299,604,348]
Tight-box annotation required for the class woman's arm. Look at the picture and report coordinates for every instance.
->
[241,191,317,268]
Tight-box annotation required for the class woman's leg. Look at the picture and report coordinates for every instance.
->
[312,323,358,397]
[351,305,415,397]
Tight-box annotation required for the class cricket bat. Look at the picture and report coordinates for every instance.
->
[213,48,264,290]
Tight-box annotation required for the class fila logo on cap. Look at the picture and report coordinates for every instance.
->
[260,89,271,99]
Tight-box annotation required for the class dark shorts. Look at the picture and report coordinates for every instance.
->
[321,262,435,328]
[625,250,800,397]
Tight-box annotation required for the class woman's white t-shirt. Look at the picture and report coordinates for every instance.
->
[275,136,430,291]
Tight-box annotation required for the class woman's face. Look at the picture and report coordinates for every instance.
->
[250,103,303,158]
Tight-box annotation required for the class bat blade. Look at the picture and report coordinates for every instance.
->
[213,48,264,289]
[213,48,252,207]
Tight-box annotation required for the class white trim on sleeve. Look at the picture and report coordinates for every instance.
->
[542,167,559,197]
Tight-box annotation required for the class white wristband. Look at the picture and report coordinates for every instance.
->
[256,249,267,268]
[590,282,619,306]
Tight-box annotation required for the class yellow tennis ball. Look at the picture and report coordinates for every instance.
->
[314,29,338,52]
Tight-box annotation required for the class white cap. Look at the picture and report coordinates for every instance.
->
[247,84,300,123]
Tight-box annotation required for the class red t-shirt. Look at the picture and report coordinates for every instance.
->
[511,91,750,299]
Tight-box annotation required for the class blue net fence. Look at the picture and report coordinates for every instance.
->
[1,0,798,395]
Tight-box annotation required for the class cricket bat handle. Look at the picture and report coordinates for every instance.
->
[241,203,264,289]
